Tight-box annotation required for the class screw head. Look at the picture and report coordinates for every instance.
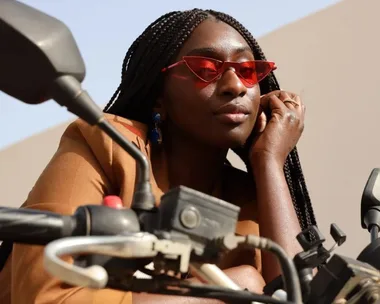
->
[180,206,200,229]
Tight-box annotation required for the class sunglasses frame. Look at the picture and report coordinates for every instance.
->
[161,56,277,87]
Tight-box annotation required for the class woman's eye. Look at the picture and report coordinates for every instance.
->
[197,67,218,78]
[198,67,217,72]
[239,67,255,77]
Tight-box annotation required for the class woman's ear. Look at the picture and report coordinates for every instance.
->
[153,97,167,121]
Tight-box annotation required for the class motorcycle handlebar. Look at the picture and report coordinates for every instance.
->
[0,207,79,244]
[0,205,300,303]
[0,203,141,246]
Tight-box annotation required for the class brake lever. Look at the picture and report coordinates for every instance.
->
[43,233,192,288]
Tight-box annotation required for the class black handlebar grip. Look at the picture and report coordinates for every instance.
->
[0,207,78,245]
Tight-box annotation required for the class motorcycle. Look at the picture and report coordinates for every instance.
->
[1,1,380,303]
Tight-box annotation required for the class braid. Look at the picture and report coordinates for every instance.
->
[208,10,317,236]
[105,8,317,238]
[105,9,210,124]
[104,11,181,112]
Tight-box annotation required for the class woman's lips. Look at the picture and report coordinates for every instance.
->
[214,113,249,123]
[213,103,250,124]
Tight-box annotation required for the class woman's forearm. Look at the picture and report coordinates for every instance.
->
[132,292,222,304]
[132,276,221,304]
[132,265,265,303]
[251,155,303,283]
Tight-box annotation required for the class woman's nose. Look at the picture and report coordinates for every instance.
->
[216,67,247,98]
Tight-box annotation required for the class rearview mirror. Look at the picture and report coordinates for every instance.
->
[361,168,380,230]
[0,0,86,104]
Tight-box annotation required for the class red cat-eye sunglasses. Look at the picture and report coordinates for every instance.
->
[161,56,277,87]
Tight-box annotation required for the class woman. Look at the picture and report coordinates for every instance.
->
[0,8,317,304]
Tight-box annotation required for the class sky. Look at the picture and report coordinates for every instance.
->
[0,0,341,150]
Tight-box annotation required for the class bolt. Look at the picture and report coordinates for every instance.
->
[180,206,200,229]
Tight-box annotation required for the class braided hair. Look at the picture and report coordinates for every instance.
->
[104,8,317,233]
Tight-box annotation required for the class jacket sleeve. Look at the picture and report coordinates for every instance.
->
[10,118,134,304]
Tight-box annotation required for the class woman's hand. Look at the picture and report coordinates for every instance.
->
[250,90,305,166]
[248,90,305,282]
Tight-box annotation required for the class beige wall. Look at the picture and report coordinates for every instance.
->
[257,0,380,257]
[1,0,378,259]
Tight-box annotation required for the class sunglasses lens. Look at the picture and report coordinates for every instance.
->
[237,61,257,84]
[185,57,223,81]
[239,61,275,85]
[182,57,276,85]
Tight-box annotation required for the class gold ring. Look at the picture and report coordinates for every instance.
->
[283,98,299,107]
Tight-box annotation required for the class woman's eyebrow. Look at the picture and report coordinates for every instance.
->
[185,47,220,57]
[185,46,252,57]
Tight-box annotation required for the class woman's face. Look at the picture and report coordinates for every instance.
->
[161,18,261,149]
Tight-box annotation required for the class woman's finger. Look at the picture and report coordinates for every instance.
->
[260,91,288,113]
[254,110,267,133]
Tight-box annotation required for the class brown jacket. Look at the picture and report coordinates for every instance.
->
[0,114,260,304]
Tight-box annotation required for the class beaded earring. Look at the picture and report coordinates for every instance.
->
[150,113,162,144]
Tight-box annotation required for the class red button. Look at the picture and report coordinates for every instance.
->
[102,196,123,209]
